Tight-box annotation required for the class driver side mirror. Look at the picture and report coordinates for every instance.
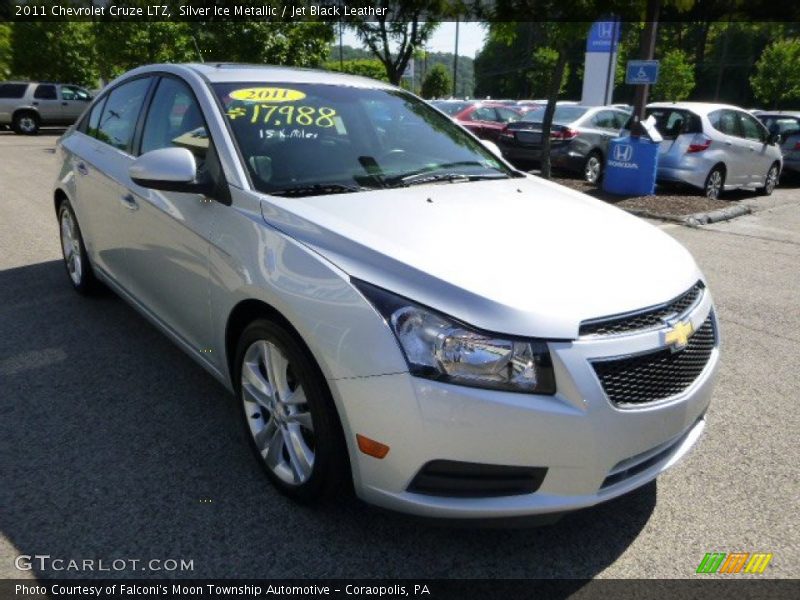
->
[129,147,212,194]
[767,132,782,145]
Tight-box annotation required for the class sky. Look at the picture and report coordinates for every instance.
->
[339,22,488,59]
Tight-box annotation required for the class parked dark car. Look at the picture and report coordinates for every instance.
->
[0,81,93,134]
[498,105,630,182]
[431,100,524,143]
[757,112,800,174]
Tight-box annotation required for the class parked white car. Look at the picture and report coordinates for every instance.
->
[643,102,783,199]
[53,64,720,518]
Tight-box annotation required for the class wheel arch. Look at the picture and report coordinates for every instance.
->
[12,107,40,123]
[225,298,326,392]
[54,188,69,216]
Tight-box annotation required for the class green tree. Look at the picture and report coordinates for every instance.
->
[750,39,800,109]
[325,58,389,82]
[421,63,451,98]
[527,47,570,97]
[10,22,97,85]
[93,22,197,82]
[193,21,333,67]
[348,1,445,85]
[651,49,695,101]
[0,23,11,79]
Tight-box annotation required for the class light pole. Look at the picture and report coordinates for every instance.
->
[452,18,460,98]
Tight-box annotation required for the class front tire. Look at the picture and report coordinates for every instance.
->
[758,163,780,196]
[58,199,100,295]
[234,319,349,503]
[704,166,725,199]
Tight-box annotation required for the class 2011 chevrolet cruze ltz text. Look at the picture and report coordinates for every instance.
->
[53,64,720,518]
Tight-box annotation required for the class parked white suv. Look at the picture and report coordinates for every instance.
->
[644,102,782,199]
[53,64,720,518]
[0,81,92,134]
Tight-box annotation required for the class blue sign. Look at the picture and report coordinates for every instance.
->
[626,60,660,84]
[586,20,620,53]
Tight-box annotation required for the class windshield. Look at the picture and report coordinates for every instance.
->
[213,83,513,196]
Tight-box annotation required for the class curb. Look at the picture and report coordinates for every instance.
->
[621,204,752,227]
[682,204,752,227]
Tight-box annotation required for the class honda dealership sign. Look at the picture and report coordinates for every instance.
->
[581,19,621,106]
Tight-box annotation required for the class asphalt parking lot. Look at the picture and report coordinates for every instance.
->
[1,131,798,580]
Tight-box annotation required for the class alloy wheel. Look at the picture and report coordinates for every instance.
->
[18,116,36,134]
[705,170,723,199]
[584,155,601,184]
[765,165,778,194]
[60,208,83,285]
[240,340,315,486]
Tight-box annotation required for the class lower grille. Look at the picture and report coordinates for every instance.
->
[592,315,716,406]
[408,460,547,498]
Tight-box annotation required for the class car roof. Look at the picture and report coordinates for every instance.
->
[757,111,800,117]
[175,63,397,90]
[647,101,744,114]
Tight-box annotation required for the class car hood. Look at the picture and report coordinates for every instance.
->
[259,176,701,339]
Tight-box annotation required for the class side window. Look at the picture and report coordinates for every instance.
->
[496,107,521,123]
[472,107,497,122]
[140,77,208,160]
[739,113,766,142]
[710,110,739,137]
[592,111,617,129]
[0,83,28,98]
[85,96,108,138]
[613,111,630,129]
[95,77,151,152]
[61,85,91,101]
[34,84,57,100]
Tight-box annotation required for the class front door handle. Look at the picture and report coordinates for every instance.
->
[120,193,138,211]
[76,162,88,176]
[62,101,68,106]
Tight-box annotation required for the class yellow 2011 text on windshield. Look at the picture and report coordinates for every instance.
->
[230,87,306,102]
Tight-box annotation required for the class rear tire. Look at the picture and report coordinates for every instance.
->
[703,166,725,199]
[758,162,780,196]
[234,318,350,504]
[58,198,100,295]
[583,151,603,184]
[13,111,39,135]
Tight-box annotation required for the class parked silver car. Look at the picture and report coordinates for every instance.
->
[53,64,719,518]
[643,102,783,199]
[498,105,631,183]
[757,111,800,174]
[0,81,92,134]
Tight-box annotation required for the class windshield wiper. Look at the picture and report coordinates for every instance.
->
[269,183,368,198]
[385,161,509,187]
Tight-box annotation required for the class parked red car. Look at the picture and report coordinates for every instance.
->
[431,100,525,142]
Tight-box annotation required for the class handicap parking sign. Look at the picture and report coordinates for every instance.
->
[626,60,659,84]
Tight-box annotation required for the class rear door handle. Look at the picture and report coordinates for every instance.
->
[62,101,68,106]
[76,162,88,176]
[120,193,138,211]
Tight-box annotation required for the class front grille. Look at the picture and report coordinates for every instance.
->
[592,315,716,406]
[408,460,547,498]
[580,282,704,337]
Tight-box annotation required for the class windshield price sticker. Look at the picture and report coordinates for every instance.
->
[227,104,338,128]
[229,87,306,102]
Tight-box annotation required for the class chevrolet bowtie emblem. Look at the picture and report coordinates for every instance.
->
[663,320,694,351]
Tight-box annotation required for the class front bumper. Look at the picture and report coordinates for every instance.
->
[332,291,719,518]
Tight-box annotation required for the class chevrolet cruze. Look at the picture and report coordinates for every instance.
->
[54,64,720,518]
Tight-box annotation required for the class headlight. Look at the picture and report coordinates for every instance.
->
[353,280,556,394]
